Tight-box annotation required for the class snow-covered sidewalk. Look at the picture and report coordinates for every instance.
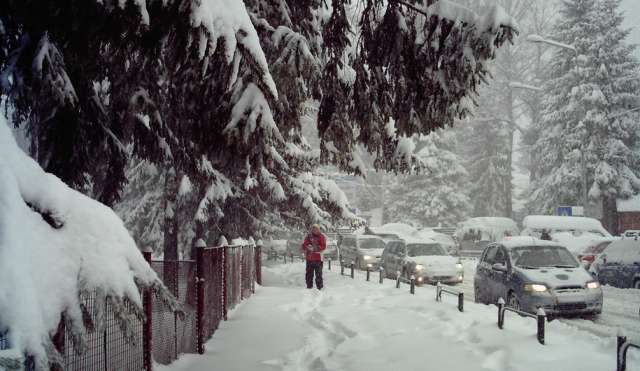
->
[159,262,638,371]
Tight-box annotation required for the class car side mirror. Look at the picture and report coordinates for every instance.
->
[492,263,508,273]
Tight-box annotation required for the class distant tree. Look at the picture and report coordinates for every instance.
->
[385,130,470,227]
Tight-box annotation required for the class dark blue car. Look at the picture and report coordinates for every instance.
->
[474,237,603,317]
[590,239,640,288]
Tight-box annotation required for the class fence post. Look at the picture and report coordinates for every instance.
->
[366,265,370,281]
[379,267,384,284]
[350,262,355,279]
[458,292,464,313]
[410,275,415,294]
[220,237,229,321]
[396,271,401,288]
[497,297,505,329]
[255,240,263,286]
[195,239,206,354]
[340,260,345,276]
[618,335,627,371]
[436,282,441,301]
[536,308,546,345]
[328,258,331,271]
[142,246,153,371]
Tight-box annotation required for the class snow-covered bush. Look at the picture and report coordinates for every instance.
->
[0,116,177,369]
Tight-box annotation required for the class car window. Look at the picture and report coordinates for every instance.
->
[359,238,385,250]
[407,244,446,257]
[483,246,498,264]
[511,246,578,268]
[396,242,406,256]
[343,238,356,248]
[494,247,507,265]
[603,241,634,263]
[585,241,612,254]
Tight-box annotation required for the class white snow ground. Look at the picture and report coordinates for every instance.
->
[159,261,639,371]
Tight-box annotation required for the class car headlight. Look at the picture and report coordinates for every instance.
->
[586,281,600,289]
[456,263,463,270]
[415,264,424,271]
[524,283,548,292]
[363,255,373,260]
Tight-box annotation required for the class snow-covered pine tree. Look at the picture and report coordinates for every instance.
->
[457,116,510,217]
[529,0,640,232]
[385,131,470,227]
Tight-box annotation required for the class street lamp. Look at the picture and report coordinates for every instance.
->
[526,34,589,214]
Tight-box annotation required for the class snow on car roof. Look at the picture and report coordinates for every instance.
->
[499,236,561,249]
[368,223,419,237]
[522,215,611,237]
[401,236,438,245]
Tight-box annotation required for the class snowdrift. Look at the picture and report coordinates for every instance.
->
[0,116,175,369]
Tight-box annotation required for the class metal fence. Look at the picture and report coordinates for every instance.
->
[17,241,262,371]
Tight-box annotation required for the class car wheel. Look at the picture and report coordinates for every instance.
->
[507,292,520,311]
[634,279,640,289]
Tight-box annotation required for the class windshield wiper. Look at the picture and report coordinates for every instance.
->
[552,265,577,268]
[517,265,537,269]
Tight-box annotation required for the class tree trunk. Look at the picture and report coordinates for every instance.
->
[505,89,514,219]
[163,166,179,296]
[601,196,618,235]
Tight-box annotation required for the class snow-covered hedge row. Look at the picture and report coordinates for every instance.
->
[0,116,177,369]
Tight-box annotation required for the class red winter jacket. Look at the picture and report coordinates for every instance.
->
[302,233,326,262]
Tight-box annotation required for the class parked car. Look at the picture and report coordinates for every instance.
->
[381,238,463,284]
[590,239,640,288]
[454,217,519,257]
[474,236,603,317]
[577,238,616,269]
[340,234,386,270]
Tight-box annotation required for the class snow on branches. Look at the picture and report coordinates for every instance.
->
[0,116,178,370]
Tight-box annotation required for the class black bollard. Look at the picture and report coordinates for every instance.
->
[458,293,464,312]
[536,308,546,345]
[618,335,627,371]
[366,265,370,281]
[410,275,415,294]
[340,260,345,276]
[497,297,505,329]
[396,271,401,288]
[350,262,355,279]
[328,259,331,271]
[283,254,287,264]
[379,267,384,284]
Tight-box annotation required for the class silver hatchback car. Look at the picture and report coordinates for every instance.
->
[474,237,603,317]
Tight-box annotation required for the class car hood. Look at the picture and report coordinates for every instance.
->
[516,266,593,288]
[408,256,459,269]
[361,248,384,257]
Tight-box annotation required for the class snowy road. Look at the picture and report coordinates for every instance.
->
[160,261,639,371]
[454,258,640,343]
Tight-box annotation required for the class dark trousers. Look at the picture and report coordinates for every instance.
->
[305,261,323,289]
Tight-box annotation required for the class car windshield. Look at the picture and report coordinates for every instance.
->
[360,239,385,250]
[407,244,446,257]
[510,246,579,268]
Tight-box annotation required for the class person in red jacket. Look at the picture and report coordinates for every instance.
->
[302,224,326,289]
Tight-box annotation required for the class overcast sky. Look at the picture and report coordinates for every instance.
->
[621,0,640,58]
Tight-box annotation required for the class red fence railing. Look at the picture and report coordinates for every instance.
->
[44,240,262,371]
